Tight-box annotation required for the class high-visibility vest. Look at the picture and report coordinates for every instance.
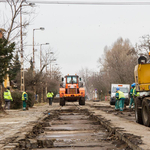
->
[4,90,13,101]
[133,87,140,96]
[130,88,134,97]
[22,92,28,101]
[118,91,125,99]
[47,92,53,98]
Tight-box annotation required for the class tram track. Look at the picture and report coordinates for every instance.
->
[2,102,133,150]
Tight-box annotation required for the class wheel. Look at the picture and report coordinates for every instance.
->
[110,98,115,105]
[60,98,65,106]
[135,97,143,124]
[110,101,114,105]
[142,99,150,127]
[79,97,85,105]
[125,98,129,106]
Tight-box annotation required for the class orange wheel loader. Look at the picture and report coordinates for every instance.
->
[59,74,85,106]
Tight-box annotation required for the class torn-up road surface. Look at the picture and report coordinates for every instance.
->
[0,101,150,150]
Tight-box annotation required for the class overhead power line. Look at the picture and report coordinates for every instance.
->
[27,1,150,5]
[1,0,150,5]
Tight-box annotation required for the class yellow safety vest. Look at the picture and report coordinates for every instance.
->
[118,91,125,99]
[133,87,140,96]
[47,92,53,98]
[22,92,28,101]
[4,90,13,101]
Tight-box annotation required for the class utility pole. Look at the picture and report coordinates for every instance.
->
[20,2,35,92]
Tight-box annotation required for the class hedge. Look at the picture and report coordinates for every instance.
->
[10,91,34,109]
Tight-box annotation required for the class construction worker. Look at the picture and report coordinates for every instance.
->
[22,90,28,111]
[116,87,125,112]
[133,83,140,99]
[4,87,13,110]
[129,83,135,109]
[47,90,53,105]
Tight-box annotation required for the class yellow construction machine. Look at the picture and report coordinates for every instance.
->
[134,52,150,126]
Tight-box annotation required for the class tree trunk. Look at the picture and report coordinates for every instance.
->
[0,84,4,111]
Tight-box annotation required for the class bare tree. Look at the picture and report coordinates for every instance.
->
[137,34,150,58]
[78,68,94,99]
[2,0,35,42]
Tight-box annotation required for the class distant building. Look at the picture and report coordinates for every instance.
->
[0,28,6,38]
[0,30,3,38]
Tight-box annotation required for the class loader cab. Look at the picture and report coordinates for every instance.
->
[138,56,147,64]
[66,76,78,84]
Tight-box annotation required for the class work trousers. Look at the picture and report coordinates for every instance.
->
[119,98,125,111]
[4,100,10,110]
[48,97,53,105]
[23,100,27,110]
[129,97,135,108]
[115,99,119,110]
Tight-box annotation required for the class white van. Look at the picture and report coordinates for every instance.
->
[110,84,130,105]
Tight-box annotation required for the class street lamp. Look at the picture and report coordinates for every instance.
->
[33,27,45,73]
[40,43,49,70]
[32,27,45,102]
[50,58,56,79]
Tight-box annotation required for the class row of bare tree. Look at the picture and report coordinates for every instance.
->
[79,36,150,100]
[0,0,62,103]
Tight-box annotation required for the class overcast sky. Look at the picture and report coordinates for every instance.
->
[1,0,150,76]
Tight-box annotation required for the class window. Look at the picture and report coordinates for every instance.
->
[66,76,77,84]
[112,87,128,93]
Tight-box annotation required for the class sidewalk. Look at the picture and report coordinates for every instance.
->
[0,103,60,149]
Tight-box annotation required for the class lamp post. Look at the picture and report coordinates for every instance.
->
[40,43,49,70]
[51,63,58,79]
[32,27,44,102]
[50,59,56,79]
[48,51,56,79]
[33,27,45,73]
[40,43,49,103]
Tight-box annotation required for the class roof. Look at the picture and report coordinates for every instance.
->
[65,75,79,77]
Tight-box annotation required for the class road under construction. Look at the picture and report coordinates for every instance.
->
[0,100,150,150]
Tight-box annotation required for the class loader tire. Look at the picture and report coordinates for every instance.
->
[60,98,65,106]
[135,97,143,124]
[142,99,150,127]
[79,97,85,105]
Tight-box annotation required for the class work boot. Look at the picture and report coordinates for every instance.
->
[115,109,119,111]
[120,112,124,114]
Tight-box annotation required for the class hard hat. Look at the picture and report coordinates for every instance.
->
[132,83,136,87]
[116,87,120,91]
